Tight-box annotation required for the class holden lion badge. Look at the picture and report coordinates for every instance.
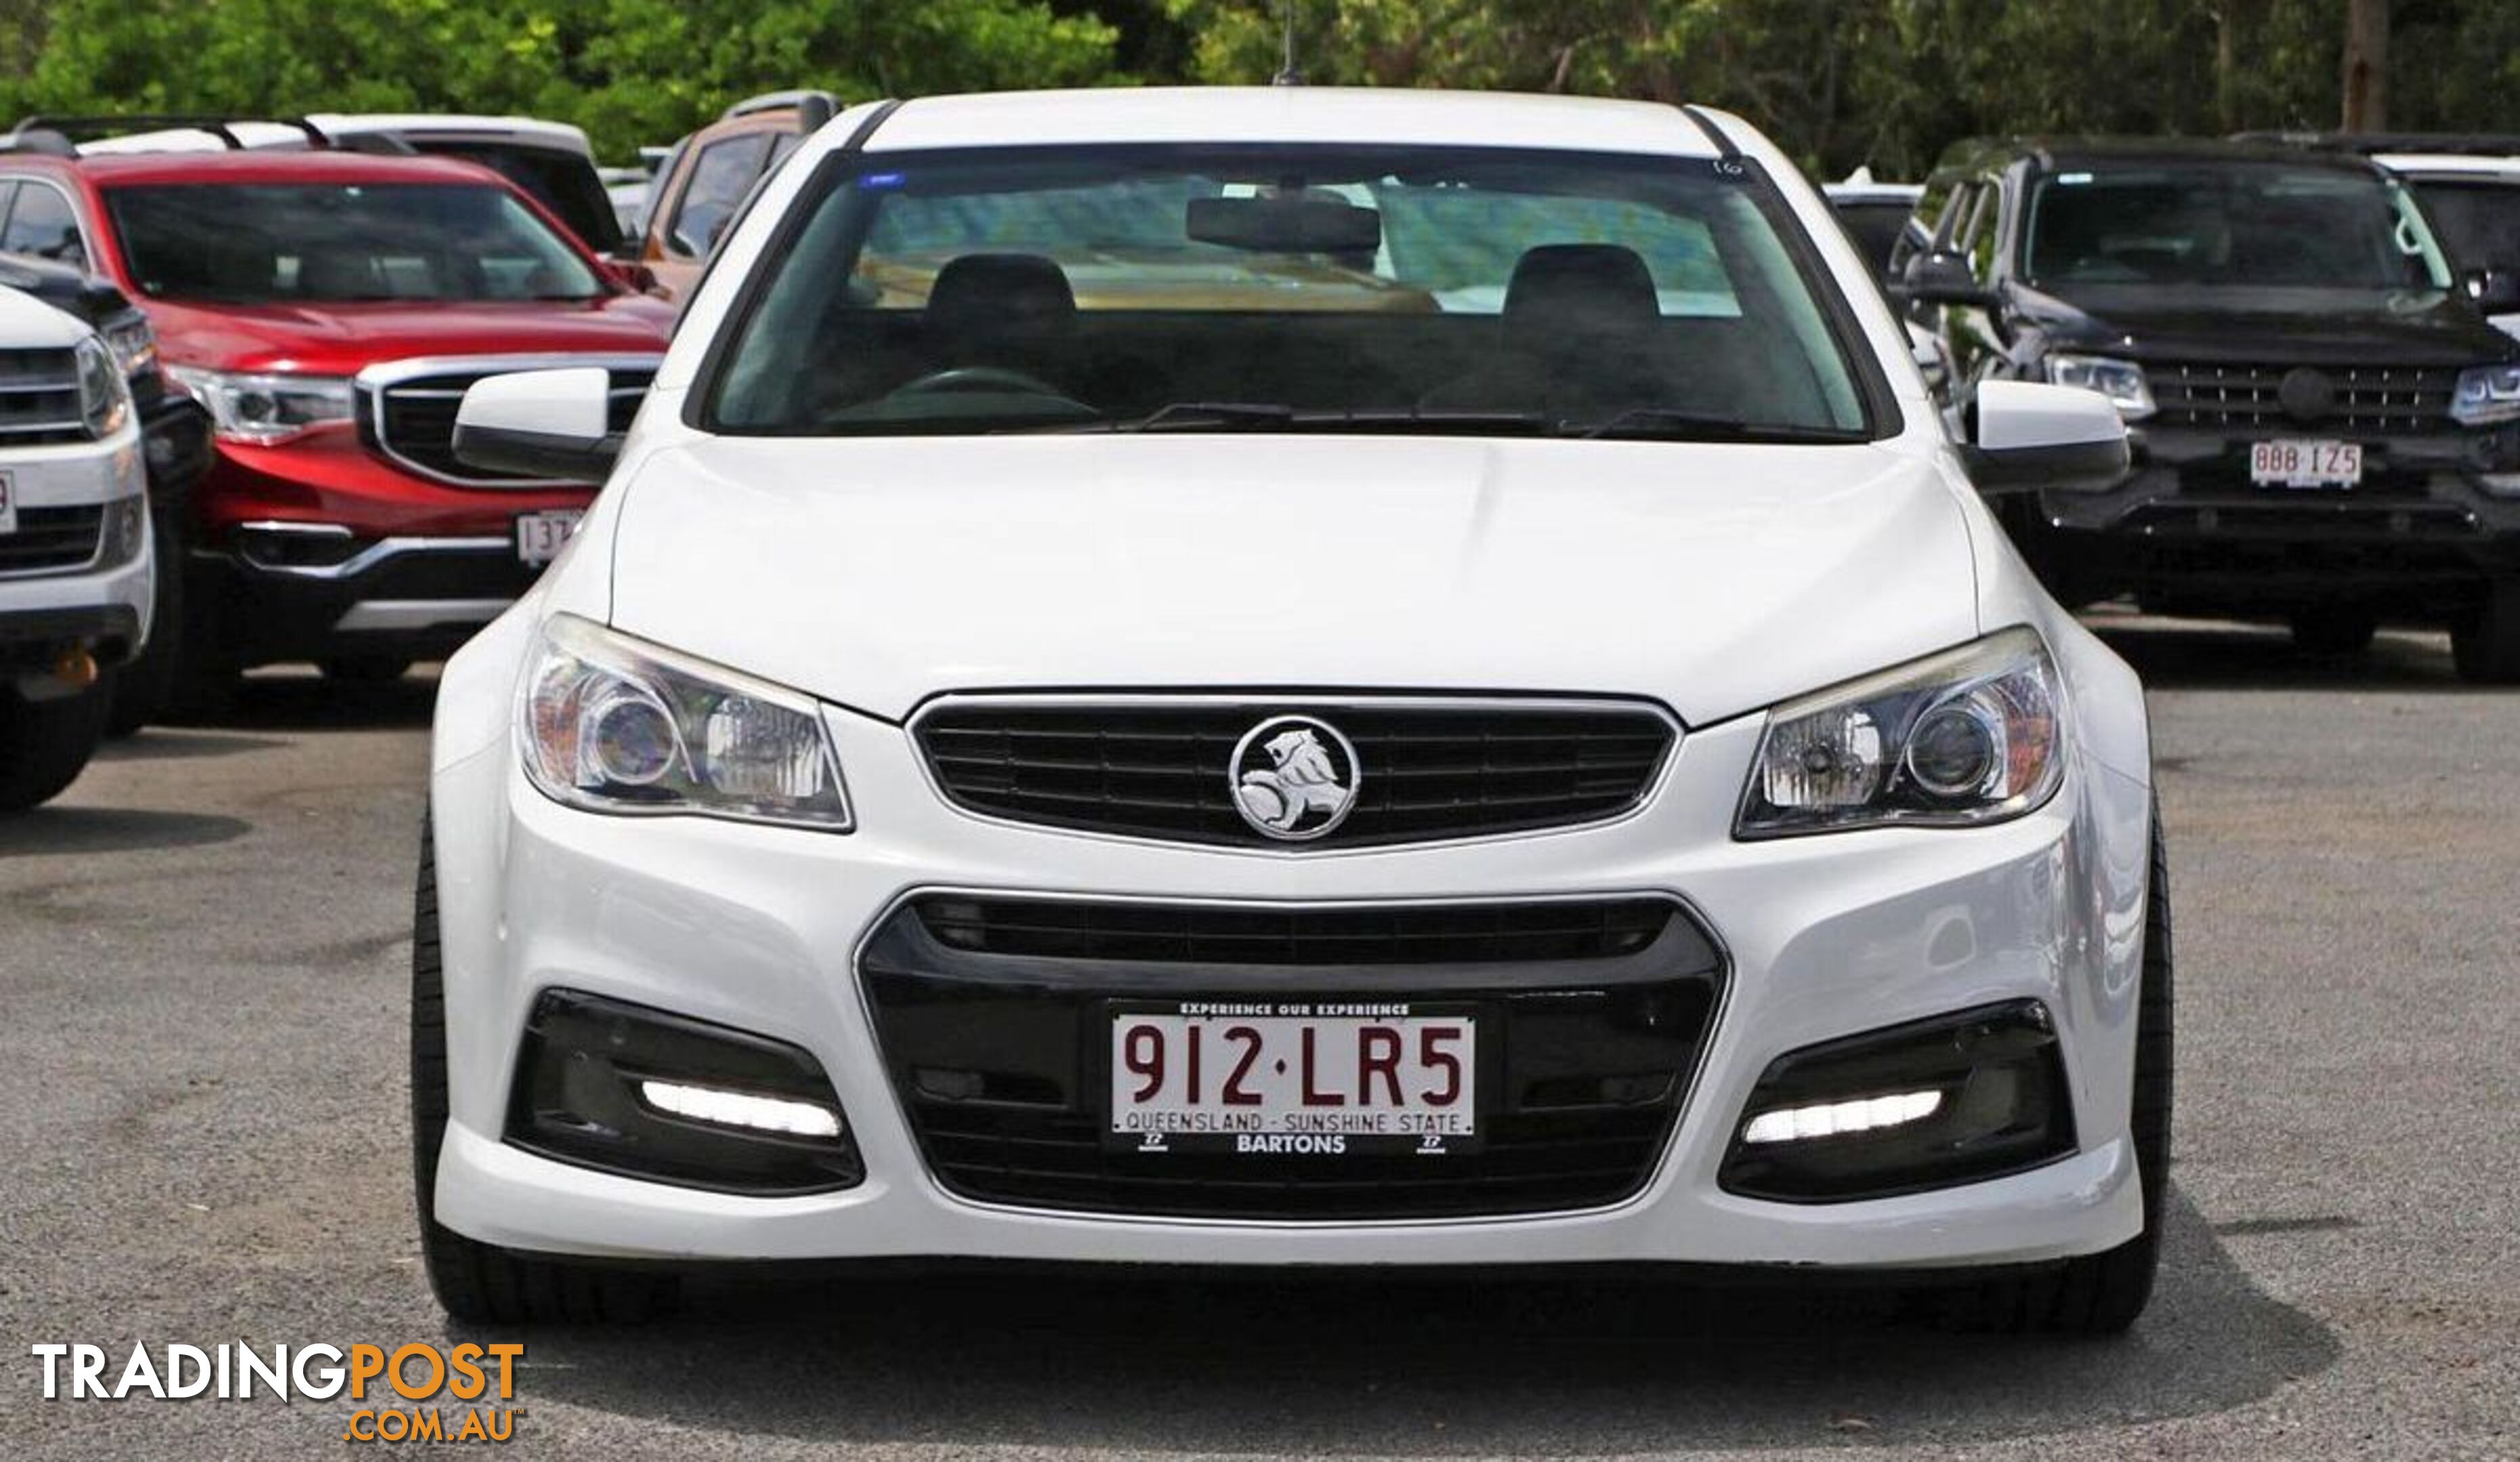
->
[1230,716,1361,841]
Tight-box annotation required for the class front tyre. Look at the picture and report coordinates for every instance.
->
[1930,801,2174,1335]
[2451,579,2520,685]
[108,509,187,736]
[410,812,675,1323]
[0,684,112,812]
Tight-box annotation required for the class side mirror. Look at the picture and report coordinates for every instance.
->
[453,368,619,482]
[1963,380,2130,495]
[2466,267,2520,313]
[1902,249,1989,307]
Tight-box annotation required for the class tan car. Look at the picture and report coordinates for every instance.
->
[637,91,836,298]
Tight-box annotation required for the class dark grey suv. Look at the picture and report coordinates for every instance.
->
[1898,137,2520,681]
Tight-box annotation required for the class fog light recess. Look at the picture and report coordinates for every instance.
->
[1719,1000,2075,1203]
[505,990,862,1195]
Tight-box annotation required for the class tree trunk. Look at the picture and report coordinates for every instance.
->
[2342,0,2389,132]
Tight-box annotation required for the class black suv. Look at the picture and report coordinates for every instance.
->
[1899,138,2520,682]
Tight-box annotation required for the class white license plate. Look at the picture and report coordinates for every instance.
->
[514,510,583,566]
[2249,439,2362,489]
[0,470,15,535]
[1108,1002,1478,1156]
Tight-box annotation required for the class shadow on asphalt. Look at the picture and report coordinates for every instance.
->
[160,666,443,733]
[2085,614,2475,692]
[92,728,289,761]
[0,806,251,858]
[482,1189,2337,1452]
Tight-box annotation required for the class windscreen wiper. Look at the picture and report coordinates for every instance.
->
[1579,407,1868,443]
[1071,403,1562,435]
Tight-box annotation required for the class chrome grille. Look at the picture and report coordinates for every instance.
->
[915,697,1676,849]
[0,348,87,445]
[363,357,659,487]
[2148,361,2458,433]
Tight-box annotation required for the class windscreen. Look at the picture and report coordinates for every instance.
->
[706,144,1875,441]
[2406,179,2520,278]
[2025,163,2452,290]
[108,182,604,303]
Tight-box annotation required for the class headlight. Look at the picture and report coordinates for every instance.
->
[1735,627,2065,839]
[102,315,157,380]
[73,338,131,439]
[163,366,355,445]
[518,614,853,830]
[2044,353,2155,421]
[2452,363,2520,427]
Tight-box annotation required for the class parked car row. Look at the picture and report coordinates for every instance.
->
[1829,133,2520,682]
[0,114,677,768]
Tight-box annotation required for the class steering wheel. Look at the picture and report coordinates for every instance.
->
[891,366,1074,399]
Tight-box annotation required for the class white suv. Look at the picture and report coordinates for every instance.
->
[418,88,2167,1333]
[0,285,149,810]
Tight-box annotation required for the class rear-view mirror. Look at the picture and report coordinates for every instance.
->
[1186,195,1381,255]
[1963,380,2130,495]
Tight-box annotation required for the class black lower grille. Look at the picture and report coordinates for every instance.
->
[0,505,102,575]
[916,700,1675,848]
[862,895,1724,1220]
[367,362,655,485]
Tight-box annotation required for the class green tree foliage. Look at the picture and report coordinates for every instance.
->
[1169,0,2520,177]
[0,0,1119,160]
[0,1,2513,175]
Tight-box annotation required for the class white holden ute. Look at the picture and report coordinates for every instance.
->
[0,284,149,810]
[417,87,2167,1333]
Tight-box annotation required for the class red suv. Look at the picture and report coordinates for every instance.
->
[0,130,674,704]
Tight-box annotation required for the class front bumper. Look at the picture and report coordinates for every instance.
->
[191,536,540,668]
[427,702,2155,1272]
[0,428,153,668]
[2031,421,2520,604]
[186,428,591,667]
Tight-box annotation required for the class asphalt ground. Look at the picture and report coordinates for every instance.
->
[1,614,2513,1459]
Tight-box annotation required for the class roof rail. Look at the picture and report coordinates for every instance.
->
[723,89,838,123]
[8,114,336,151]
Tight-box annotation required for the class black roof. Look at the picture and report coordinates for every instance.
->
[1931,135,2389,181]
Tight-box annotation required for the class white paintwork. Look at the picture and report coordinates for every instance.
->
[0,288,154,653]
[604,437,1977,729]
[426,89,2157,1273]
[866,86,1721,158]
[0,286,100,349]
[453,366,612,445]
[1973,379,2130,449]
